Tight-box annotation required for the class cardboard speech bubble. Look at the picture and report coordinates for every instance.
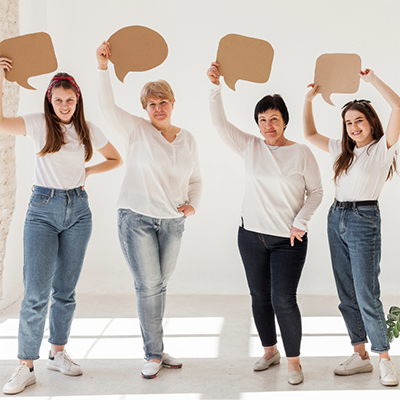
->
[314,53,361,106]
[216,34,274,91]
[108,26,168,83]
[0,32,58,90]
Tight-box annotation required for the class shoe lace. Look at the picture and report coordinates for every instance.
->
[9,363,28,382]
[341,353,360,367]
[61,350,78,366]
[380,360,394,376]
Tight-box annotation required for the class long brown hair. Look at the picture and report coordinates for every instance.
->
[333,100,397,183]
[40,73,93,161]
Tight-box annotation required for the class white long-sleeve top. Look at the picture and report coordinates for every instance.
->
[329,137,398,201]
[98,69,202,218]
[209,84,323,237]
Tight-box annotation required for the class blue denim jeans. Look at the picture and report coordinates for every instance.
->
[117,209,185,361]
[18,186,92,360]
[238,226,307,358]
[327,201,389,353]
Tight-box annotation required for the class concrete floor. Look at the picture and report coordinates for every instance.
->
[1,294,399,399]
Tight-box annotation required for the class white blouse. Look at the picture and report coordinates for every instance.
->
[98,69,202,219]
[209,83,323,237]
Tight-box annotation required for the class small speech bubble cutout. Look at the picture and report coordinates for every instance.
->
[108,26,168,83]
[216,34,274,91]
[314,53,361,106]
[0,32,58,90]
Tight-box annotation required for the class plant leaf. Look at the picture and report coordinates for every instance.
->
[387,328,394,343]
[393,326,399,339]
[387,313,398,322]
[389,306,400,316]
[386,320,395,328]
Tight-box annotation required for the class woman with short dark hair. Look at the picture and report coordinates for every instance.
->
[207,61,323,385]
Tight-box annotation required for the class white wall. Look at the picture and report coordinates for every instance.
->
[2,0,400,308]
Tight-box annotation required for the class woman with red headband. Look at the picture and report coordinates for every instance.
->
[0,58,122,395]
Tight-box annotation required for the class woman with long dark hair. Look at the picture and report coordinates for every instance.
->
[304,68,400,386]
[1,57,122,395]
[207,62,323,385]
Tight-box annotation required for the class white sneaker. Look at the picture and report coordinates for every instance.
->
[3,362,36,394]
[379,359,399,386]
[47,350,83,376]
[334,352,373,375]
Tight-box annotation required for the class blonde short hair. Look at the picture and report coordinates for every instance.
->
[140,80,175,109]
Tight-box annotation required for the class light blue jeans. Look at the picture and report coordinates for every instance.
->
[18,186,92,360]
[117,209,185,361]
[327,201,389,353]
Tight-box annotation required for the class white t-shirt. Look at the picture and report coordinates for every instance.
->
[329,137,398,201]
[209,84,323,237]
[23,113,108,190]
[98,69,202,219]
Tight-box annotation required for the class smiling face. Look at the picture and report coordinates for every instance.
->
[145,96,174,128]
[344,109,374,148]
[257,109,286,146]
[51,87,77,124]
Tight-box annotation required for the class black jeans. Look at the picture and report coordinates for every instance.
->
[238,226,308,357]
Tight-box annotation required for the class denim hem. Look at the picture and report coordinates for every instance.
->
[145,355,163,361]
[370,346,391,354]
[48,340,68,346]
[350,339,368,347]
[261,341,278,348]
[18,354,40,361]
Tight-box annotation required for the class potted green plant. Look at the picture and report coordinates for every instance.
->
[386,306,400,342]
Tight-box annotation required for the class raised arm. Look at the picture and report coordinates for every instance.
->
[303,84,330,152]
[359,69,400,148]
[96,42,140,141]
[207,62,252,155]
[0,58,26,136]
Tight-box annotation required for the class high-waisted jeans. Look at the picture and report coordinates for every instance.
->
[117,209,185,361]
[327,201,389,353]
[238,226,308,358]
[18,186,92,360]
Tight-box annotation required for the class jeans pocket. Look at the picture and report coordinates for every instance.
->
[78,190,89,202]
[29,193,50,207]
[355,207,378,222]
[328,204,335,215]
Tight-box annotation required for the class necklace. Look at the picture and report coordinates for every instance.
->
[266,139,287,151]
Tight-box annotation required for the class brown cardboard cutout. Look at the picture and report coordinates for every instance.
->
[216,34,274,91]
[314,54,361,106]
[108,26,168,83]
[0,32,58,90]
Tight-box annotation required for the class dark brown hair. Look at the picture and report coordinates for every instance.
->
[40,73,93,161]
[254,94,289,127]
[333,100,396,183]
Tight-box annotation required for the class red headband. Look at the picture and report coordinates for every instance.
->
[46,76,81,102]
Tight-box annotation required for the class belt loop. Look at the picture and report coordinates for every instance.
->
[333,199,338,210]
[31,185,35,193]
[241,216,244,228]
[352,201,357,210]
[51,189,54,198]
